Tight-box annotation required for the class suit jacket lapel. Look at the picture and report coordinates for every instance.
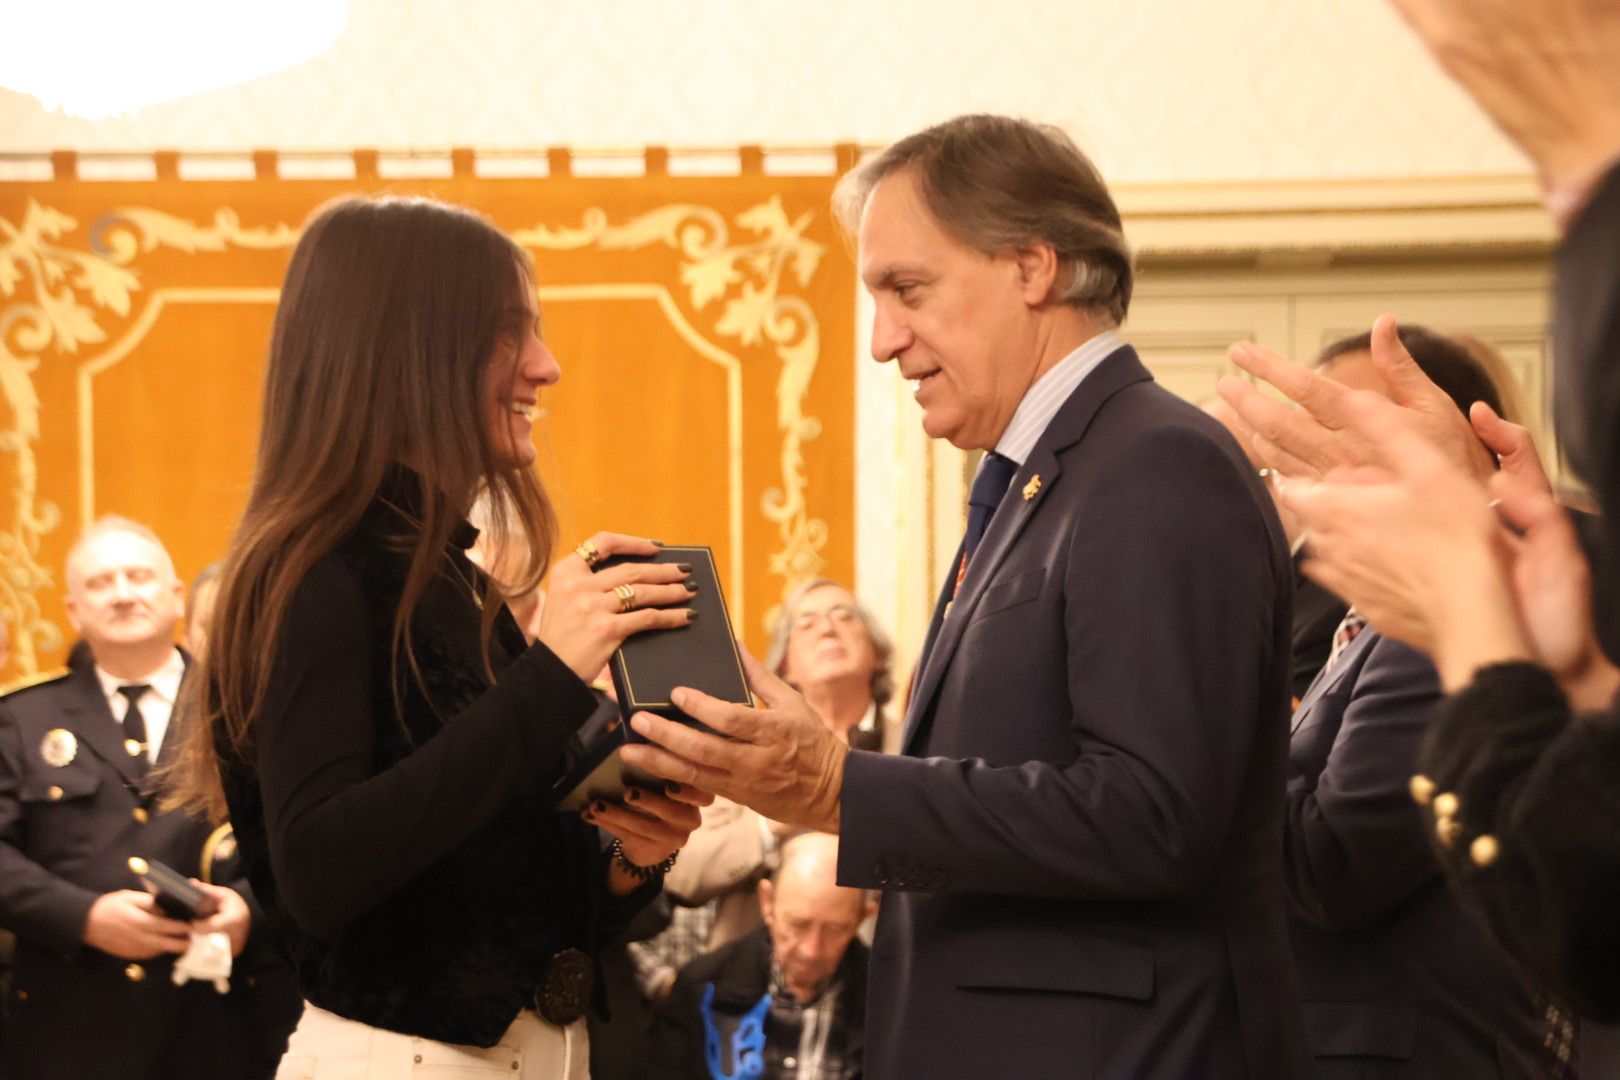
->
[147,666,191,796]
[902,346,1153,755]
[909,537,966,697]
[151,664,190,766]
[59,664,145,787]
[902,450,1060,755]
[1289,627,1377,734]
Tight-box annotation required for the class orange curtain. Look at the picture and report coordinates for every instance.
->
[0,148,858,678]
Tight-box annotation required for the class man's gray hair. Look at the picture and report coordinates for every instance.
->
[833,113,1134,326]
[64,515,176,586]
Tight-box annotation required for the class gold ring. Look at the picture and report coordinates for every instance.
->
[613,583,637,614]
[574,540,602,567]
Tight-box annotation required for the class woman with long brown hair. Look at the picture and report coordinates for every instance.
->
[170,194,706,1078]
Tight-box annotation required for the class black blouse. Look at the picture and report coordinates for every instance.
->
[217,488,652,1046]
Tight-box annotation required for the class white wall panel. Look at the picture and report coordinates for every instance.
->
[2,0,1527,184]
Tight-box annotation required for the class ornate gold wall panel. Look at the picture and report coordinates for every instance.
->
[0,152,857,679]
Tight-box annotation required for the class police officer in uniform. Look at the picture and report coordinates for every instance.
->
[0,517,299,1080]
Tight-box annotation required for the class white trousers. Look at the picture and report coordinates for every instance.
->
[275,1002,589,1080]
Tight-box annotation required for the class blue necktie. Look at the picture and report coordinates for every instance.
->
[963,451,1018,565]
[920,450,1020,682]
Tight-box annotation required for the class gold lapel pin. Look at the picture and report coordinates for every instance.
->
[40,728,77,768]
[1022,475,1042,501]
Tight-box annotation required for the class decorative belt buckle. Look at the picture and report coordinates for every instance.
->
[534,947,593,1026]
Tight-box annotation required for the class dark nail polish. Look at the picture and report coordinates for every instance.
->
[651,540,666,547]
[667,782,682,794]
[687,610,700,623]
[677,563,693,573]
[685,581,699,593]
[593,801,607,815]
[626,788,641,802]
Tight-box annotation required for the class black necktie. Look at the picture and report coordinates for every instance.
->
[964,451,1018,565]
[117,684,150,771]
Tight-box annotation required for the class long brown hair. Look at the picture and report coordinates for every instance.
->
[168,195,556,820]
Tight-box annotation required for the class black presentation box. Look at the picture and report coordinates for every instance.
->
[549,545,751,811]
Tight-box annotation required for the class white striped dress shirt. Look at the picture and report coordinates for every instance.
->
[991,328,1123,468]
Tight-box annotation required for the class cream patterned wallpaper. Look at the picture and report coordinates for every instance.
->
[1,0,1526,183]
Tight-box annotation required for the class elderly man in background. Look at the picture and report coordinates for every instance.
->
[0,517,298,1080]
[653,832,872,1080]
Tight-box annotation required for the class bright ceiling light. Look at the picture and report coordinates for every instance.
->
[2,0,349,119]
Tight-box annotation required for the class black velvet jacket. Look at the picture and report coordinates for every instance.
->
[218,484,655,1046]
[1415,163,1620,1028]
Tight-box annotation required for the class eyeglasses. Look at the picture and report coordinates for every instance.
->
[790,604,860,633]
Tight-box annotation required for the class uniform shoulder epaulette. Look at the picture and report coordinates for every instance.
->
[0,667,71,699]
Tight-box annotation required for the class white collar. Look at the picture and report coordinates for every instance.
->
[95,647,185,705]
[992,329,1123,466]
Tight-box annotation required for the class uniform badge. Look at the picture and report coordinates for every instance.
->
[40,728,78,767]
[1022,474,1043,501]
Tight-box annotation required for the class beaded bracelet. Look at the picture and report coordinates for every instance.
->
[610,838,678,880]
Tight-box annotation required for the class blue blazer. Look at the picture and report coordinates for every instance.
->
[839,346,1310,1079]
[1285,626,1553,1077]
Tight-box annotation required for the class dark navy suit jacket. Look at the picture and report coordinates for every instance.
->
[1284,626,1553,1077]
[0,660,300,1080]
[839,346,1311,1079]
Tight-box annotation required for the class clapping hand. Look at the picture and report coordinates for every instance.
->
[1489,469,1620,709]
[1383,0,1620,221]
[1217,315,1495,485]
[1277,391,1531,688]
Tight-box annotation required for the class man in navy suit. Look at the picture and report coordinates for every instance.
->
[1282,330,1559,1076]
[624,114,1309,1079]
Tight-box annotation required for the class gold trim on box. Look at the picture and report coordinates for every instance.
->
[611,546,748,711]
